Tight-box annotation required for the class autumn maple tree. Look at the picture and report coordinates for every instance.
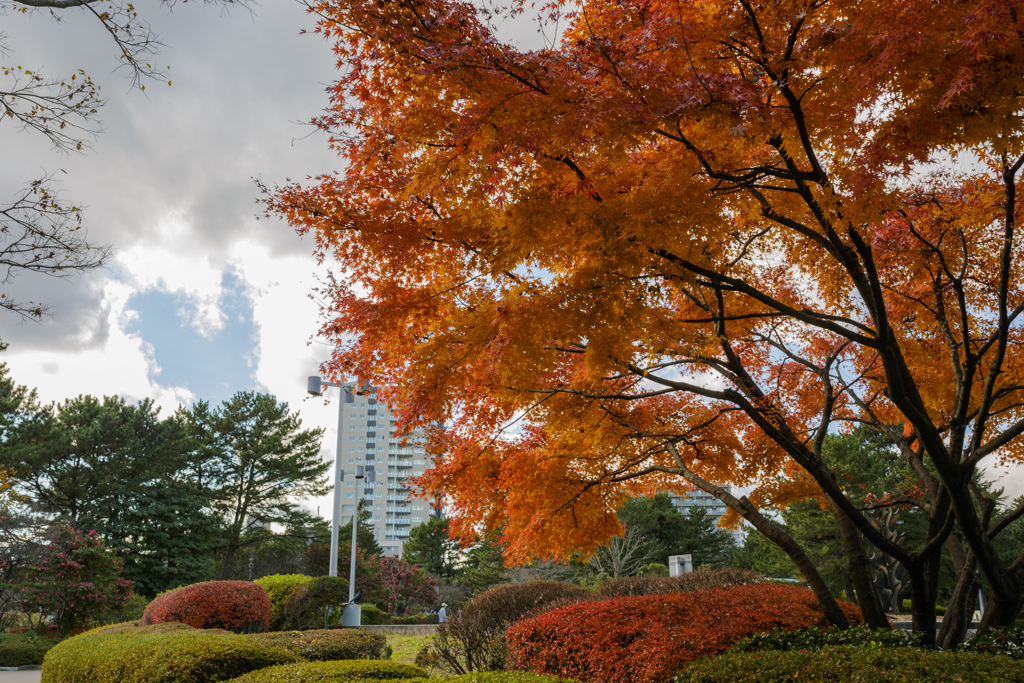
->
[268,0,1024,646]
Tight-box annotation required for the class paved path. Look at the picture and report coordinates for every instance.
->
[0,671,41,682]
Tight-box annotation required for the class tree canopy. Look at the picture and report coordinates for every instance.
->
[270,0,1024,645]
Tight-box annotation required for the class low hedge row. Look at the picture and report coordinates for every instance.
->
[957,622,1024,659]
[142,581,272,634]
[254,575,315,631]
[0,632,56,667]
[732,625,918,652]
[247,629,392,661]
[506,583,863,683]
[674,646,1024,682]
[223,659,426,682]
[40,622,297,683]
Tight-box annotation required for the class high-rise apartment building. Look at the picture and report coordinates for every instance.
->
[335,388,437,558]
[667,486,746,545]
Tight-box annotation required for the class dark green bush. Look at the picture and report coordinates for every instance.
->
[254,575,314,632]
[40,622,298,683]
[284,577,349,631]
[247,629,392,661]
[361,605,389,625]
[732,625,918,652]
[674,646,1024,682]
[0,632,55,666]
[223,659,426,682]
[957,622,1024,659]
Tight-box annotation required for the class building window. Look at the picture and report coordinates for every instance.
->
[349,448,355,452]
[349,437,355,441]
[348,459,355,464]
[346,493,353,498]
[345,505,354,511]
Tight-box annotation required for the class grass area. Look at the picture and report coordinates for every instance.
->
[388,633,434,665]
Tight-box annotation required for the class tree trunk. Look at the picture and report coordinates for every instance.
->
[221,541,237,580]
[938,553,978,649]
[906,562,937,648]
[665,445,849,628]
[830,503,889,629]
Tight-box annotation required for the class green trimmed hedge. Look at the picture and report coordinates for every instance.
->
[674,646,1024,682]
[0,632,56,666]
[957,622,1024,659]
[254,575,314,631]
[223,659,426,682]
[445,674,579,682]
[732,625,920,652]
[40,622,298,683]
[247,629,392,661]
[226,669,574,683]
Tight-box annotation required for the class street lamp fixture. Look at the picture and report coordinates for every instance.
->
[308,375,373,627]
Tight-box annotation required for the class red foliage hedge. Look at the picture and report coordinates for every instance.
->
[140,580,272,634]
[505,583,863,683]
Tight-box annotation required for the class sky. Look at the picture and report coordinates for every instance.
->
[1,0,1022,519]
[0,0,556,519]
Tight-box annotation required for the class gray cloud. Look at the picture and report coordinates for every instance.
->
[1,0,340,348]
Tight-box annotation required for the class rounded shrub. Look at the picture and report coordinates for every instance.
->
[506,583,863,683]
[674,646,1024,682]
[223,659,427,682]
[254,575,314,631]
[434,580,592,674]
[141,580,272,634]
[40,622,298,683]
[247,629,392,661]
[283,576,350,631]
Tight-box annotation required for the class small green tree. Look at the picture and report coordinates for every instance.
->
[185,392,330,579]
[403,517,462,580]
[19,526,132,634]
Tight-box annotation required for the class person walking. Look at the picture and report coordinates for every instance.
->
[438,603,447,623]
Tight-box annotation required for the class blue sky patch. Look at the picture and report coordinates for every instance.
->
[125,271,260,406]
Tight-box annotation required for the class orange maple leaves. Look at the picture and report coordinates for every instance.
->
[268,0,1024,569]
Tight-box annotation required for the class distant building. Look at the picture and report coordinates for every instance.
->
[336,387,438,558]
[667,486,746,545]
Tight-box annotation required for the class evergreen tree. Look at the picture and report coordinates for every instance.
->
[403,517,462,580]
[616,493,734,567]
[458,531,507,593]
[185,392,330,579]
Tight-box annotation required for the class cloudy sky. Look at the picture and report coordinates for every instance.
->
[0,0,560,518]
[2,1,1021,516]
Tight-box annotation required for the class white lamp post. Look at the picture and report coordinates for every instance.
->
[307,376,357,577]
[308,375,374,627]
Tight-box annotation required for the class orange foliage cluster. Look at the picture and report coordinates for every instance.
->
[267,0,1024,613]
[506,584,863,683]
[141,581,271,634]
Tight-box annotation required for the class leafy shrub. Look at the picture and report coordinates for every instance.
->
[361,605,438,625]
[223,659,426,682]
[141,581,272,634]
[247,629,392,661]
[101,593,149,625]
[361,604,390,625]
[255,575,314,631]
[598,567,762,598]
[433,580,593,674]
[444,674,579,683]
[283,576,350,631]
[0,632,56,666]
[40,622,297,683]
[732,625,915,652]
[19,527,133,635]
[506,583,863,683]
[957,622,1024,659]
[674,646,1024,682]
